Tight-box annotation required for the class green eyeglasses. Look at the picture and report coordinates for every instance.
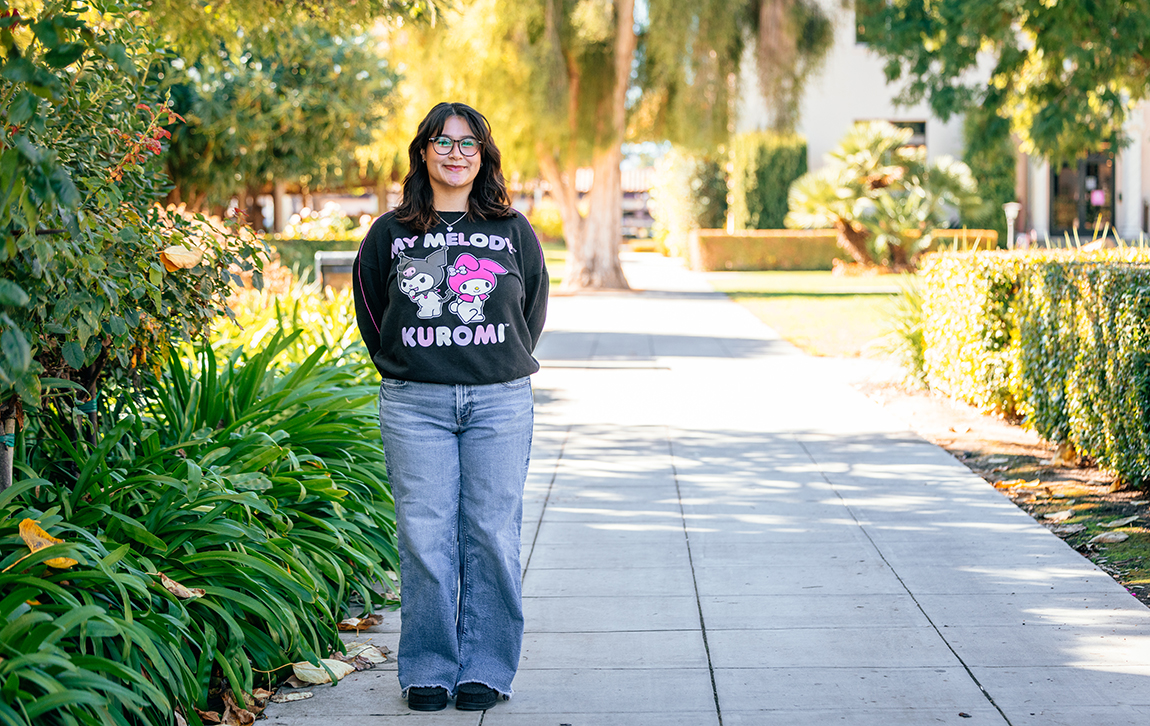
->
[429,136,481,157]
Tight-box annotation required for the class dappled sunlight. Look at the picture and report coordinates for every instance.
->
[582,522,719,533]
[1026,607,1150,628]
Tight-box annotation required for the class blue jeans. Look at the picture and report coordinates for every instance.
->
[378,376,534,697]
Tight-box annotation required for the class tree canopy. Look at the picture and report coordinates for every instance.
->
[856,0,1150,160]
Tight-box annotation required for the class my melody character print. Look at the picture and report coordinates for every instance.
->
[447,253,507,324]
[396,248,453,319]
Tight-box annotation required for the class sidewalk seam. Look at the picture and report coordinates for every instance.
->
[796,437,1016,726]
[668,427,724,726]
[521,425,571,581]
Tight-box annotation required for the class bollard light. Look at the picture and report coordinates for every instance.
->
[1003,202,1022,250]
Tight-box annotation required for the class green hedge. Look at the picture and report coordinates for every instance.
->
[729,132,807,230]
[919,249,1150,487]
[688,229,842,271]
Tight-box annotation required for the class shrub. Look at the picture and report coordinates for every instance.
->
[918,248,1150,488]
[729,132,807,230]
[960,105,1016,245]
[649,147,727,257]
[687,229,841,271]
[786,122,983,268]
[5,330,397,723]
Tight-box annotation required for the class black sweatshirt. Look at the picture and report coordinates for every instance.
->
[352,210,549,385]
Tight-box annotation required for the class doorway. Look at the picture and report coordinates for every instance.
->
[1051,153,1115,237]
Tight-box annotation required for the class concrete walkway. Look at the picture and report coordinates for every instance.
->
[267,253,1150,725]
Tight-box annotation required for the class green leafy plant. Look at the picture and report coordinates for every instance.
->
[7,330,397,722]
[918,246,1150,489]
[786,121,984,269]
[728,131,806,231]
[0,1,260,423]
[649,147,728,257]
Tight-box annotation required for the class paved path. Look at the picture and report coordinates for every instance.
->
[267,253,1150,725]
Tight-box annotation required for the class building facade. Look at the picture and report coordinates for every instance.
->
[737,1,1149,242]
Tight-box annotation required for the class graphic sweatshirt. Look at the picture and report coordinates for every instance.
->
[353,209,549,385]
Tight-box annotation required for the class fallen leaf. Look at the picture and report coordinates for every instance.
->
[158,572,205,599]
[194,709,221,724]
[284,675,307,688]
[337,613,384,631]
[221,691,255,725]
[1044,510,1075,522]
[270,692,314,703]
[17,519,78,569]
[251,688,274,701]
[1052,442,1079,467]
[1090,532,1130,544]
[1050,523,1086,536]
[1102,516,1140,528]
[175,712,188,726]
[291,658,356,685]
[343,642,388,663]
[160,245,204,272]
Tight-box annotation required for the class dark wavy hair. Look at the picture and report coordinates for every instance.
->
[394,102,514,233]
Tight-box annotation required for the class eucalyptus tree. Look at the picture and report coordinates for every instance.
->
[387,0,833,290]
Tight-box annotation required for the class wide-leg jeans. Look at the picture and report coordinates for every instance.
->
[378,376,533,697]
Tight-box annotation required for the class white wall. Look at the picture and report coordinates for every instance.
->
[737,2,984,170]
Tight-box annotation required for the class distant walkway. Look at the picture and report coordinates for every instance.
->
[267,253,1150,725]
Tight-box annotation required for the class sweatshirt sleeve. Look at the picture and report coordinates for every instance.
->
[352,227,386,365]
[520,217,550,352]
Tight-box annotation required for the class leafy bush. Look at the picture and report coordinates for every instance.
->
[687,229,841,271]
[918,248,1150,488]
[960,105,1016,245]
[0,1,260,416]
[4,331,396,723]
[729,132,806,230]
[649,147,727,257]
[787,122,983,268]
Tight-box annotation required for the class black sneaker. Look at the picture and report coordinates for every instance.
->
[455,682,498,711]
[408,686,448,711]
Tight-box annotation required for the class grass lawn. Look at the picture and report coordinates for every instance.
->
[705,270,914,358]
[542,242,566,287]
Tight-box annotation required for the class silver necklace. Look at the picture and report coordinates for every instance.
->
[437,211,467,232]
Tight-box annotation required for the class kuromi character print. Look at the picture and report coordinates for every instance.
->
[397,248,452,319]
[447,253,507,324]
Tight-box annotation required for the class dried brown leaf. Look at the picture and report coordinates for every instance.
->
[194,709,222,724]
[158,572,205,599]
[270,692,314,703]
[337,613,384,631]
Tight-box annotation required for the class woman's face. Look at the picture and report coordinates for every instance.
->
[425,115,481,201]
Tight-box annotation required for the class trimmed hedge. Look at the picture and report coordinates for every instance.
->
[919,249,1150,487]
[688,229,842,271]
[729,132,807,230]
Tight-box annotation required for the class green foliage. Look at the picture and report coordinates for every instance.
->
[787,121,983,266]
[164,25,400,207]
[4,330,397,723]
[919,248,1150,488]
[857,0,1150,160]
[729,131,806,230]
[0,0,260,411]
[649,147,727,257]
[960,105,1016,245]
[881,277,928,387]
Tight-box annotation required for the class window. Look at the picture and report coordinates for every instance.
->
[1051,152,1114,235]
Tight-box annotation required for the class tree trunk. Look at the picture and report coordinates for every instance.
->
[563,149,629,289]
[555,0,636,291]
[834,219,876,265]
[273,179,290,233]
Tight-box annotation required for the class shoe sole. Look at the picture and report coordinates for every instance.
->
[456,699,497,712]
[409,701,448,712]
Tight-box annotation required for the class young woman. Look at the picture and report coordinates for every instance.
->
[352,102,548,712]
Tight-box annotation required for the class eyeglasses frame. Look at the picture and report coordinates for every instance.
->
[428,135,482,157]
